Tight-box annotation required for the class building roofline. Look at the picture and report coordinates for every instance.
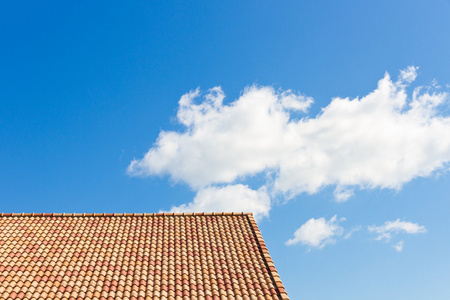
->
[0,212,253,217]
[246,214,290,300]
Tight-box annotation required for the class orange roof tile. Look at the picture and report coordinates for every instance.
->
[0,212,289,299]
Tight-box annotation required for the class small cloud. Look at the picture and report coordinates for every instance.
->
[286,215,344,249]
[369,219,425,252]
[398,66,418,84]
[431,79,441,89]
[393,240,404,252]
[333,186,354,202]
[368,219,427,241]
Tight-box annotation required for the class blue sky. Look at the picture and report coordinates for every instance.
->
[2,1,450,299]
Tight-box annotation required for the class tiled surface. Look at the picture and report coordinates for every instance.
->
[0,213,289,300]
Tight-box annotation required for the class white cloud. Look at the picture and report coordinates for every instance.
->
[128,85,313,189]
[285,215,344,248]
[333,186,354,202]
[164,184,270,221]
[280,90,314,112]
[394,240,404,252]
[398,66,418,84]
[128,66,450,214]
[368,219,427,241]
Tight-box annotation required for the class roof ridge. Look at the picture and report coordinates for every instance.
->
[246,214,290,300]
[0,212,254,217]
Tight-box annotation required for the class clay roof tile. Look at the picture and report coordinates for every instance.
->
[0,213,288,299]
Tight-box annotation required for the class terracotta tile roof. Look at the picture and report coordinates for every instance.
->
[0,212,289,300]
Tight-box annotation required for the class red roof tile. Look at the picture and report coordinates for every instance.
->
[0,213,289,299]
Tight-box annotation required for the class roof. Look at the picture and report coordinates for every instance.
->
[0,212,289,300]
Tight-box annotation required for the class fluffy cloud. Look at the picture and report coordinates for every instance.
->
[128,86,313,188]
[285,215,344,248]
[128,66,450,216]
[398,66,418,84]
[368,219,427,241]
[164,184,270,221]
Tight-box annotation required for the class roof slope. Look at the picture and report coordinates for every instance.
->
[0,213,289,300]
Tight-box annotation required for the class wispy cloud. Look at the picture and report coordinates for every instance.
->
[285,215,345,249]
[344,225,362,239]
[368,219,427,241]
[128,67,449,217]
[334,186,355,203]
[394,241,404,252]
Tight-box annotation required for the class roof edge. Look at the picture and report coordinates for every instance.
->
[246,214,290,300]
[0,212,253,217]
